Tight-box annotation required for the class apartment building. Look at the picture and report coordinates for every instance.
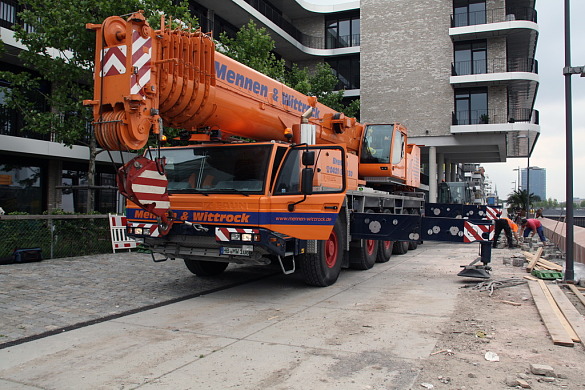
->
[0,0,539,212]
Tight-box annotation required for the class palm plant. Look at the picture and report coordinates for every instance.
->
[506,189,541,212]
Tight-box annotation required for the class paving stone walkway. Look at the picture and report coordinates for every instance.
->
[0,252,274,346]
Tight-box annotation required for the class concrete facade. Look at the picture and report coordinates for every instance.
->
[361,0,454,137]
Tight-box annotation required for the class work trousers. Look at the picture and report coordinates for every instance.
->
[493,219,514,248]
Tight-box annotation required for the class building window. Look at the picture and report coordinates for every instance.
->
[453,0,486,27]
[0,161,43,214]
[325,12,360,49]
[0,63,51,140]
[454,88,488,125]
[326,55,360,90]
[453,41,486,75]
[61,166,117,213]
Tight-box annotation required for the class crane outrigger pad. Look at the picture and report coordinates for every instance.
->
[457,264,492,279]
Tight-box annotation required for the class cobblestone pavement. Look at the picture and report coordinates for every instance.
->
[0,252,276,346]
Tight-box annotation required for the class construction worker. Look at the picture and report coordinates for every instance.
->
[521,218,546,243]
[493,217,519,248]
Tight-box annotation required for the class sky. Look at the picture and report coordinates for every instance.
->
[482,1,585,202]
[309,0,585,201]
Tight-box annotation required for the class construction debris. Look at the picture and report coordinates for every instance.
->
[471,278,527,296]
[530,363,556,377]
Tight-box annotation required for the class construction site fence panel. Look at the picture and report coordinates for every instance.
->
[0,214,113,261]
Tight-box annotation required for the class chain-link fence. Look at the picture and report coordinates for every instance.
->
[0,215,112,261]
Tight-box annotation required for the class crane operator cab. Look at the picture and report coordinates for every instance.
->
[359,124,408,185]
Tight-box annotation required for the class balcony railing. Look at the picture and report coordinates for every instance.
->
[451,7,537,28]
[0,106,50,141]
[452,58,538,76]
[0,0,34,32]
[326,34,361,49]
[242,0,359,50]
[452,108,539,126]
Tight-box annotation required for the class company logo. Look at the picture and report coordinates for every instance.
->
[215,61,320,118]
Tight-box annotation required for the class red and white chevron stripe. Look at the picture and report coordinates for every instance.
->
[128,221,161,237]
[215,227,259,242]
[130,167,170,215]
[110,214,127,227]
[130,30,152,95]
[486,206,501,220]
[463,221,494,243]
[101,45,126,77]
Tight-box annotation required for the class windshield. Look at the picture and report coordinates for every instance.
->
[361,124,393,164]
[163,145,272,194]
[439,182,468,204]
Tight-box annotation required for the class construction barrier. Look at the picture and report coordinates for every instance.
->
[109,214,136,253]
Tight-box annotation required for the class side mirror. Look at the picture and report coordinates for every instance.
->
[301,167,314,195]
[302,151,315,166]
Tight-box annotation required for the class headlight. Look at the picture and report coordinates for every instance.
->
[135,227,143,235]
[230,233,241,240]
[241,233,253,241]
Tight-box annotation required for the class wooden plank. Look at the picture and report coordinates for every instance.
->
[496,299,522,306]
[547,284,585,347]
[524,275,539,281]
[537,262,563,271]
[526,247,544,273]
[537,280,580,342]
[527,281,574,346]
[537,258,563,271]
[568,284,585,308]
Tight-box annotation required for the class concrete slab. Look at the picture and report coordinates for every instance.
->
[0,242,483,389]
[138,340,420,390]
[0,321,235,389]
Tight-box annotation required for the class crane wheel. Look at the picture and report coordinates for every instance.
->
[300,218,344,287]
[392,241,409,255]
[184,260,229,276]
[376,240,394,263]
[350,208,377,270]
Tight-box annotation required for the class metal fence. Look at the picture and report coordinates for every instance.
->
[0,214,112,261]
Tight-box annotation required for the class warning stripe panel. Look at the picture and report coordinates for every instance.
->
[101,46,127,77]
[486,207,501,220]
[463,221,493,243]
[130,30,151,95]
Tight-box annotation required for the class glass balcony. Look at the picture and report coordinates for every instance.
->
[452,57,538,76]
[452,108,539,126]
[451,7,537,28]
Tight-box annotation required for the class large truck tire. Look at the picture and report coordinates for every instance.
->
[376,240,394,263]
[392,241,409,255]
[350,208,377,269]
[184,260,229,276]
[408,209,420,250]
[301,218,344,287]
[350,239,378,270]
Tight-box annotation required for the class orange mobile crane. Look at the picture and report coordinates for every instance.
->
[86,12,495,286]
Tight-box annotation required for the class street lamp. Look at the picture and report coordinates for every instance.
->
[563,0,582,282]
[526,156,530,216]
